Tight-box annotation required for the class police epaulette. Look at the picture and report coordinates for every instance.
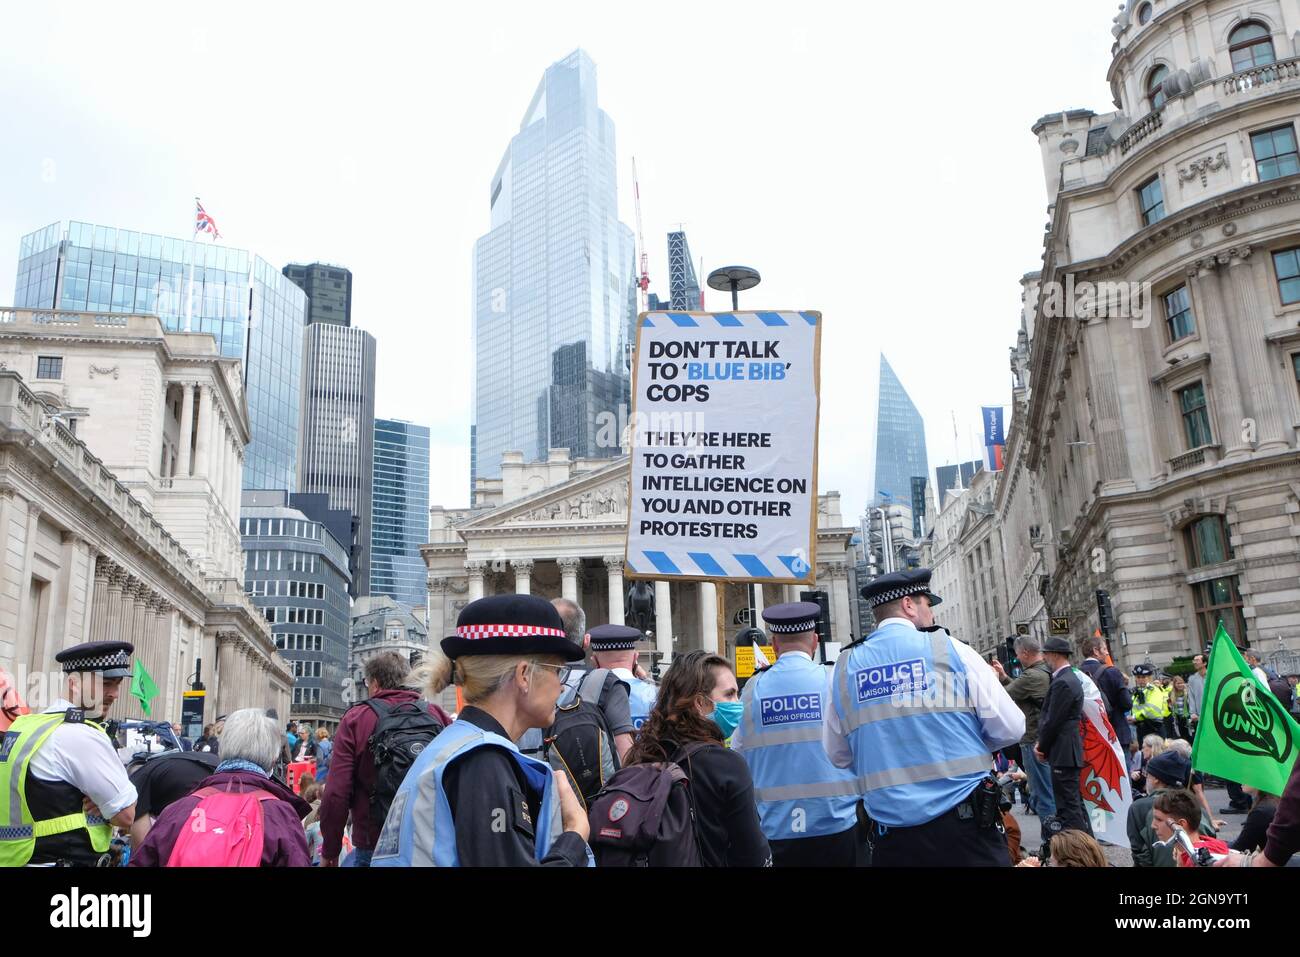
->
[753,664,772,675]
[63,708,86,724]
[842,635,869,652]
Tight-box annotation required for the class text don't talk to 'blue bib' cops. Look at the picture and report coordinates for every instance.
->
[823,569,1025,867]
[732,603,869,867]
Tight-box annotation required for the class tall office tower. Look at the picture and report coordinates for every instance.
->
[283,262,353,327]
[667,230,701,310]
[370,418,431,609]
[472,50,637,483]
[297,321,377,598]
[872,354,929,507]
[14,221,307,491]
[241,490,352,731]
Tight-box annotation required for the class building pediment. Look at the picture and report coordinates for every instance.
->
[459,457,631,531]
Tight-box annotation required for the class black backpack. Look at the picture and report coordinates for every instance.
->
[586,741,708,867]
[530,669,620,809]
[365,698,445,825]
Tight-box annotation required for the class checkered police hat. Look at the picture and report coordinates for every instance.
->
[441,595,585,662]
[588,624,643,652]
[55,641,134,679]
[761,602,821,634]
[860,569,944,609]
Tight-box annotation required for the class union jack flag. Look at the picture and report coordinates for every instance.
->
[194,199,220,240]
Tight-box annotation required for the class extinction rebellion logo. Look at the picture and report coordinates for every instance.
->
[1212,674,1294,762]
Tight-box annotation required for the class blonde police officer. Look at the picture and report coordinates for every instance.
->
[733,602,867,866]
[824,570,1024,867]
[0,641,138,867]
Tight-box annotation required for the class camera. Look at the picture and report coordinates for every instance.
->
[1038,815,1066,862]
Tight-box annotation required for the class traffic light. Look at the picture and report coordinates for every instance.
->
[1097,589,1115,638]
[1000,637,1021,677]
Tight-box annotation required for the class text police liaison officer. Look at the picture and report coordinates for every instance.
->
[824,570,1024,867]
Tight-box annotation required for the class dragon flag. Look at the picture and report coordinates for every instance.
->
[1075,667,1133,844]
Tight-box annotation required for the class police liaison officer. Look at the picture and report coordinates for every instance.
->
[0,641,138,867]
[371,595,593,866]
[824,570,1025,867]
[587,624,658,735]
[732,603,867,867]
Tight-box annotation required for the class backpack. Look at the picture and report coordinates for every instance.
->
[164,785,278,867]
[366,698,445,826]
[528,669,619,808]
[586,741,709,867]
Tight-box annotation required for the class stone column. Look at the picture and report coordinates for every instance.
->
[193,385,213,478]
[654,581,673,660]
[698,582,718,654]
[82,545,100,641]
[605,556,625,627]
[1227,247,1289,450]
[558,557,581,603]
[1082,319,1132,486]
[14,502,44,660]
[465,561,486,602]
[428,577,448,638]
[512,558,534,596]
[178,383,196,477]
[751,583,765,625]
[43,532,82,672]
[828,562,853,643]
[1191,258,1250,456]
[104,566,128,644]
[216,634,237,715]
[151,599,172,718]
[212,417,227,506]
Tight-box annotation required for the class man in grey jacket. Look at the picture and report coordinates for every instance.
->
[992,636,1056,818]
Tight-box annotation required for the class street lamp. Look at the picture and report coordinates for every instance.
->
[706,265,763,622]
[706,265,762,311]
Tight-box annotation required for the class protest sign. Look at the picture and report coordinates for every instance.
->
[624,310,821,584]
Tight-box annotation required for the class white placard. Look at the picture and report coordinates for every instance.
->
[624,310,821,583]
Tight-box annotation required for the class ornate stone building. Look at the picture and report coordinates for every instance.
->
[1018,0,1300,666]
[0,309,290,720]
[423,450,859,661]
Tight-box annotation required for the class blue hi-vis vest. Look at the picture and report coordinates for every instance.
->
[737,654,860,841]
[830,622,993,828]
[370,716,565,867]
[621,673,658,733]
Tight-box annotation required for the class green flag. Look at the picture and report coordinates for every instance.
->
[130,660,159,717]
[1191,623,1299,793]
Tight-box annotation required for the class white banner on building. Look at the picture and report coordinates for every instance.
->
[624,310,821,584]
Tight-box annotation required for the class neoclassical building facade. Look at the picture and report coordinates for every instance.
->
[423,451,859,660]
[1018,0,1300,666]
[0,310,290,720]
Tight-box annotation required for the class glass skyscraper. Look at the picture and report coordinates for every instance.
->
[14,221,307,491]
[873,354,929,507]
[472,50,636,482]
[370,418,430,609]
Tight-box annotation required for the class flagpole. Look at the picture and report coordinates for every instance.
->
[186,197,198,333]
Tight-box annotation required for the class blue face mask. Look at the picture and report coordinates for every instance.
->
[708,700,744,739]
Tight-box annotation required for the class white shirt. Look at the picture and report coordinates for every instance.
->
[1252,666,1269,686]
[27,699,137,819]
[822,618,1025,768]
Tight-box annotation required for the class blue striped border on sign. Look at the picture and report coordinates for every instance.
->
[755,312,788,327]
[711,313,744,327]
[734,554,775,578]
[665,313,698,327]
[643,551,682,575]
[688,552,728,577]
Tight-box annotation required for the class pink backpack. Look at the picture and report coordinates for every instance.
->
[165,785,278,867]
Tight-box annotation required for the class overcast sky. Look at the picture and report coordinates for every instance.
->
[0,0,1121,517]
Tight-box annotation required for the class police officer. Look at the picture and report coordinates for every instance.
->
[824,570,1025,867]
[1130,664,1166,741]
[587,624,658,736]
[732,602,866,867]
[372,595,592,867]
[0,641,138,867]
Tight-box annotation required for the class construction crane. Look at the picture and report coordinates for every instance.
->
[632,157,649,312]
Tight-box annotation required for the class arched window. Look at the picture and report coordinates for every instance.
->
[1137,2,1153,25]
[1229,21,1276,72]
[1147,65,1170,110]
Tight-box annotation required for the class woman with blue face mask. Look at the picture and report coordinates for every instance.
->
[624,651,771,867]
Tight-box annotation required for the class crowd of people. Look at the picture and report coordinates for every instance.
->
[3,567,1298,869]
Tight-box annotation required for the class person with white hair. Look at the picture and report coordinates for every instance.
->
[130,708,311,867]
